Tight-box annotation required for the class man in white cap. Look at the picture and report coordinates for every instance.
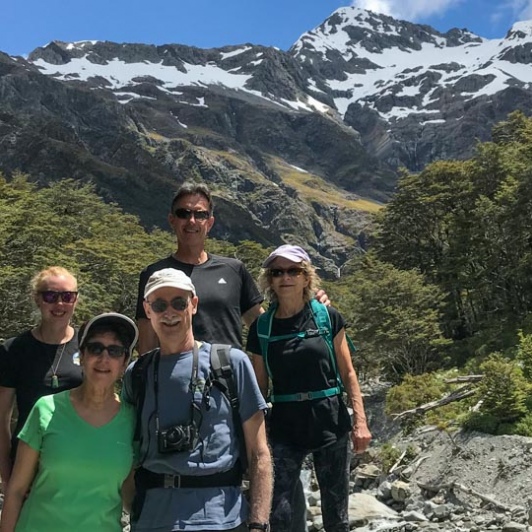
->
[122,268,272,532]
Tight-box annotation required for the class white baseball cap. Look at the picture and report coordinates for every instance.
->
[144,268,196,299]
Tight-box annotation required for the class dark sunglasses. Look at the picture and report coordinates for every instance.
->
[173,208,211,221]
[39,291,79,304]
[148,297,189,313]
[268,267,306,278]
[85,342,127,359]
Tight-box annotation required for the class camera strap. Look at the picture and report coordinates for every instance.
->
[154,343,201,435]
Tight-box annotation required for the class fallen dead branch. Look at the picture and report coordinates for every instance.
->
[417,481,522,512]
[388,449,407,474]
[444,375,484,384]
[392,385,477,420]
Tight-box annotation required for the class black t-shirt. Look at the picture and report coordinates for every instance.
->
[0,330,83,439]
[247,305,352,451]
[136,254,263,348]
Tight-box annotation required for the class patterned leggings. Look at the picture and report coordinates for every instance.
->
[270,434,351,532]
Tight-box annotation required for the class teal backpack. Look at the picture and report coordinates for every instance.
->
[256,299,356,403]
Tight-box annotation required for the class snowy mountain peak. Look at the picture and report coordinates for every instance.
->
[13,8,532,175]
[506,20,532,40]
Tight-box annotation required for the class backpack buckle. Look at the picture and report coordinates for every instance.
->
[295,391,313,401]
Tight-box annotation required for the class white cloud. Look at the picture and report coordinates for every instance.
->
[516,0,532,19]
[351,0,464,21]
[491,0,532,25]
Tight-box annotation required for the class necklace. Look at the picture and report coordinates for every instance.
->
[50,342,67,389]
[35,325,71,389]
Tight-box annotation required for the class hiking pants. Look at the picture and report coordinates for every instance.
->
[270,434,351,532]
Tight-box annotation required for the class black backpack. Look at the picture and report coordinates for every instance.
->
[130,344,247,469]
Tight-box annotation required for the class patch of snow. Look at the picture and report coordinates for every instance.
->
[289,164,309,173]
[219,46,252,60]
[420,118,446,125]
[65,40,98,50]
[33,56,253,93]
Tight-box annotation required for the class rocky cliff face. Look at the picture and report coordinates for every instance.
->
[2,8,532,272]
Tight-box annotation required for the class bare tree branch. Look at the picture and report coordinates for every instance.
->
[392,385,477,420]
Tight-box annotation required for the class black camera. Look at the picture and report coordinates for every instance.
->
[157,424,197,453]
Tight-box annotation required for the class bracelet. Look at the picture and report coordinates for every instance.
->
[248,522,270,532]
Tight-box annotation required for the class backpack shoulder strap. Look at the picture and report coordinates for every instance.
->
[309,299,334,353]
[131,349,157,442]
[256,304,277,356]
[309,300,344,391]
[255,304,278,384]
[210,343,239,411]
[210,344,247,471]
[346,333,357,354]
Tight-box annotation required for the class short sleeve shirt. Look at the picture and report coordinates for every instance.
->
[135,255,263,348]
[16,391,135,532]
[122,342,268,531]
[0,331,82,438]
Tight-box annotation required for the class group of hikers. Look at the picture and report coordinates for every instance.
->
[0,182,372,532]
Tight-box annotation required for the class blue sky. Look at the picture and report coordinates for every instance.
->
[2,0,531,57]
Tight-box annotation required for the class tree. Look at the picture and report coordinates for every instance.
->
[0,175,175,337]
[333,254,450,381]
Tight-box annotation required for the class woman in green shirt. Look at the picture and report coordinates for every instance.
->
[0,313,138,532]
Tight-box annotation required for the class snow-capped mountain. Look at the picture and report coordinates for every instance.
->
[290,7,532,168]
[23,7,532,173]
[2,7,532,266]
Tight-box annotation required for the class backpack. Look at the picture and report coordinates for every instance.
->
[130,343,247,469]
[256,299,356,403]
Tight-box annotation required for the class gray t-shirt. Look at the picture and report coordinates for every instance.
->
[122,342,267,531]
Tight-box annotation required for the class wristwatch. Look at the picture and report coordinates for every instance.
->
[248,522,270,532]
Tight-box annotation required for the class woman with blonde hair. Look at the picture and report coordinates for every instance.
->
[0,266,82,491]
[246,245,371,532]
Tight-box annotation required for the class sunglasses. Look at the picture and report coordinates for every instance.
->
[39,291,79,304]
[173,208,211,221]
[85,342,127,359]
[148,297,189,313]
[268,267,306,278]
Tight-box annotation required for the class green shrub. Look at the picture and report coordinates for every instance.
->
[477,353,530,421]
[385,371,473,430]
[462,412,500,434]
[517,330,532,381]
[514,413,532,437]
[377,443,402,473]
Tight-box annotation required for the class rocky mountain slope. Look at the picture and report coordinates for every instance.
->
[2,8,532,270]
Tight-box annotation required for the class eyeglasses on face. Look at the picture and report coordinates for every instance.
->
[85,342,126,358]
[148,297,189,313]
[173,208,211,221]
[268,267,306,278]
[39,291,79,304]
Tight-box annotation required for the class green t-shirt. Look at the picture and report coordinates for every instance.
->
[16,390,135,532]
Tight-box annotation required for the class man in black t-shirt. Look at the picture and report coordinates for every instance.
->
[136,182,263,353]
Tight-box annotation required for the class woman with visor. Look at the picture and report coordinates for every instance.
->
[0,266,82,492]
[0,312,138,532]
[246,245,371,532]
